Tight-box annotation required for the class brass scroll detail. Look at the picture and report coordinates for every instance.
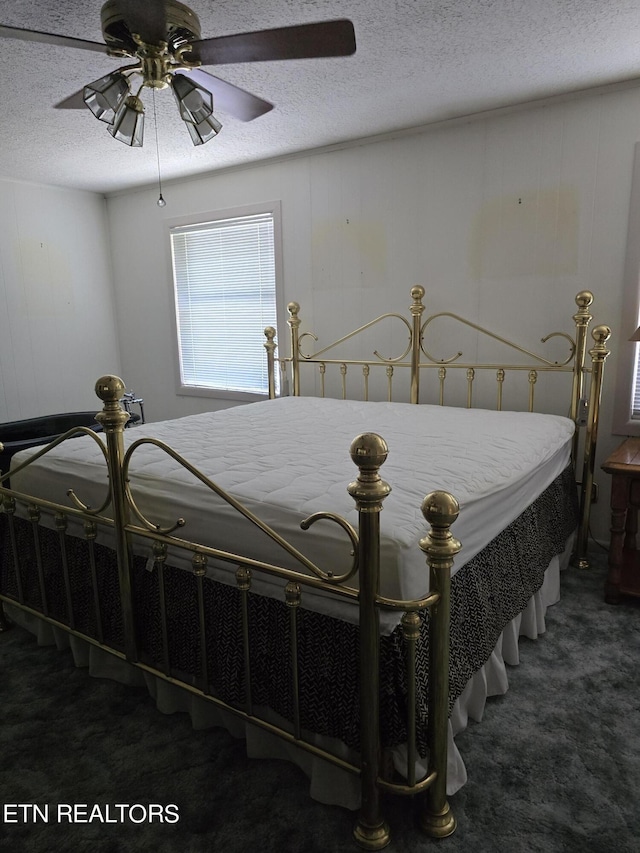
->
[421,312,576,367]
[122,437,359,585]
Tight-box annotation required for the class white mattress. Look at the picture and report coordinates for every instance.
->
[11,396,573,628]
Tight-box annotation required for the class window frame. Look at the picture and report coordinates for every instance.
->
[165,200,285,403]
[613,142,640,435]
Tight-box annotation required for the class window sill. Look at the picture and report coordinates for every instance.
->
[176,385,271,404]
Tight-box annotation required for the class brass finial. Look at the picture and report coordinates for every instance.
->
[264,326,276,342]
[592,324,612,345]
[192,552,207,577]
[349,432,389,471]
[410,285,426,316]
[420,490,462,570]
[94,375,129,432]
[575,291,594,310]
[152,541,168,566]
[347,433,391,511]
[95,375,126,403]
[287,301,301,324]
[421,490,460,529]
[285,581,302,608]
[236,566,251,591]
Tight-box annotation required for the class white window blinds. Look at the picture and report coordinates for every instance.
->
[170,211,278,395]
[632,345,640,419]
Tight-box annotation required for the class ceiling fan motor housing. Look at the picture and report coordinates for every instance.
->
[100,0,202,55]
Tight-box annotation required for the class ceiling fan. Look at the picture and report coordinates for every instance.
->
[0,0,356,147]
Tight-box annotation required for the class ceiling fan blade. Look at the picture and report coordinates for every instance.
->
[175,69,273,122]
[115,0,167,46]
[188,19,356,66]
[0,23,108,54]
[55,89,88,110]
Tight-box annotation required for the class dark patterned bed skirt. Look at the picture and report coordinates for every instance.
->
[0,465,578,757]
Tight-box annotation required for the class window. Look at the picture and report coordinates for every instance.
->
[169,204,282,399]
[613,142,640,435]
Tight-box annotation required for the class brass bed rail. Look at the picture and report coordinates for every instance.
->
[265,287,611,569]
[0,376,460,849]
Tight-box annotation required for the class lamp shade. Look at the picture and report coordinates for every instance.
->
[108,95,145,147]
[183,113,223,146]
[171,75,214,125]
[84,72,130,124]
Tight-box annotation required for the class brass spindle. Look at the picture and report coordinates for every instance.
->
[236,566,253,715]
[466,368,475,409]
[496,368,505,411]
[285,581,302,740]
[438,367,446,406]
[3,497,24,604]
[193,552,210,693]
[401,610,421,788]
[528,369,537,412]
[362,364,370,401]
[55,512,75,630]
[319,362,326,398]
[410,285,426,404]
[340,363,348,399]
[84,520,103,644]
[28,505,48,617]
[287,301,302,396]
[153,541,171,677]
[264,326,277,400]
[386,365,394,402]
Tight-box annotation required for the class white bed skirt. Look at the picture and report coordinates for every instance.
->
[4,544,567,808]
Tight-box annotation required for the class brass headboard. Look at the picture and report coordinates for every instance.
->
[265,286,611,569]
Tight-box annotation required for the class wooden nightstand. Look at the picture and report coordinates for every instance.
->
[601,437,640,603]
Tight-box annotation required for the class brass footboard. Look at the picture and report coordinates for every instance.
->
[0,376,460,849]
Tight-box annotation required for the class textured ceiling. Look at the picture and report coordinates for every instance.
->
[1,0,640,195]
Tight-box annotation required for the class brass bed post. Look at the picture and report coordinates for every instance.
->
[419,491,460,839]
[264,326,277,399]
[348,433,392,851]
[94,375,137,663]
[570,291,594,465]
[573,325,611,569]
[410,286,426,404]
[287,301,302,396]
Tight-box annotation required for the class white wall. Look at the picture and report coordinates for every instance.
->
[0,179,121,420]
[106,85,640,540]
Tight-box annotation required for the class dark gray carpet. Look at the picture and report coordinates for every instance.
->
[1,550,639,853]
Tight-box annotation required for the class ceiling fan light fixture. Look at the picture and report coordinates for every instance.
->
[171,74,214,125]
[83,71,130,124]
[183,112,222,146]
[108,94,145,147]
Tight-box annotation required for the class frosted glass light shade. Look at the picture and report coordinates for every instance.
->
[184,113,223,146]
[108,95,145,147]
[171,75,214,125]
[84,72,130,123]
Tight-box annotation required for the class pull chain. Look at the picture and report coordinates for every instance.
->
[152,89,166,207]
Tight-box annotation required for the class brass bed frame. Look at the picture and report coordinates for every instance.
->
[0,287,610,849]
